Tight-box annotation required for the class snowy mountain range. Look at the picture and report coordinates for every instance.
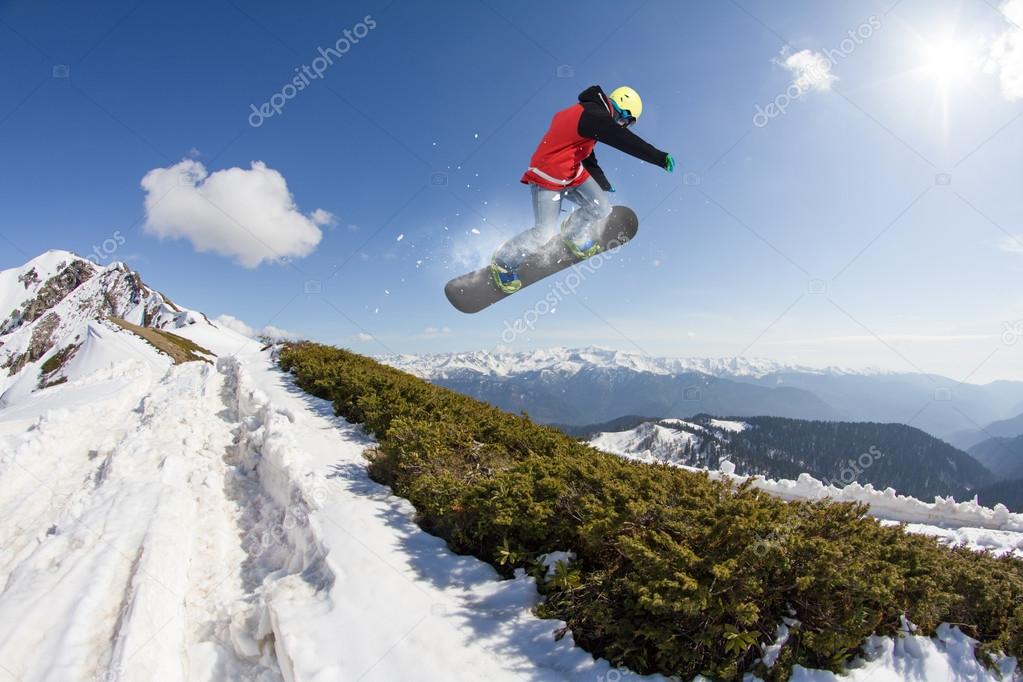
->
[382,347,882,380]
[1,250,1021,681]
[381,348,1023,440]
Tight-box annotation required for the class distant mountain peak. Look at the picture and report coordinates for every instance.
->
[0,250,212,403]
[380,346,885,380]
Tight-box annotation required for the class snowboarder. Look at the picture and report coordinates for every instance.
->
[490,85,675,293]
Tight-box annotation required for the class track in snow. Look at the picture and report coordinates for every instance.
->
[0,360,297,681]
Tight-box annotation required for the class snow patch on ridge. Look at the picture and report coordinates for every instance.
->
[590,422,702,465]
[709,418,748,433]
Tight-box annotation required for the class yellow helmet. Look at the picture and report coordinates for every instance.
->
[609,86,643,120]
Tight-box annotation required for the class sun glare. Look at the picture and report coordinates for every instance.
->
[919,35,975,88]
[912,30,981,136]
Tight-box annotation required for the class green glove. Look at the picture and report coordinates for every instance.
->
[664,154,675,173]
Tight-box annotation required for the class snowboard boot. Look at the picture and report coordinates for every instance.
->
[490,259,522,294]
[561,215,602,260]
[563,236,602,260]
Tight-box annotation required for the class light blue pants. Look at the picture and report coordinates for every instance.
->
[492,177,612,269]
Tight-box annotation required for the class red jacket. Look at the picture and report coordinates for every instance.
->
[522,85,669,192]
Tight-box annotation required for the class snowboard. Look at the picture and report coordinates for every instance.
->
[444,205,638,314]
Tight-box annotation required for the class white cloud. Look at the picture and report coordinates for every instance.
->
[309,208,337,227]
[998,234,1023,253]
[986,0,1023,100]
[783,333,992,345]
[424,326,451,335]
[260,325,300,342]
[355,332,374,342]
[215,314,255,337]
[775,48,837,92]
[215,314,300,341]
[141,159,324,268]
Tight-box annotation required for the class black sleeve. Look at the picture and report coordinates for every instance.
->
[581,151,612,191]
[577,104,669,168]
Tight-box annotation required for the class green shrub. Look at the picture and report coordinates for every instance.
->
[280,342,1023,680]
[40,342,80,376]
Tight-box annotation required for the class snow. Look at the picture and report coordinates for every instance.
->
[590,422,701,465]
[760,619,794,669]
[0,249,78,318]
[0,251,1019,681]
[0,359,251,680]
[709,418,748,432]
[739,471,1023,537]
[538,551,576,578]
[789,624,1019,681]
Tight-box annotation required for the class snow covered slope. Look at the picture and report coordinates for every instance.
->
[590,417,748,459]
[0,251,1019,681]
[590,420,704,463]
[0,250,210,404]
[0,320,660,681]
[0,252,653,681]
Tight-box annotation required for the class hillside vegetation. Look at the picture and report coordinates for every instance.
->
[971,434,1023,482]
[977,476,1023,512]
[280,342,1023,681]
[722,416,992,499]
[110,317,213,364]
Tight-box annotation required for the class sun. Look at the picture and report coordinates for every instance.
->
[911,30,981,136]
[918,35,976,90]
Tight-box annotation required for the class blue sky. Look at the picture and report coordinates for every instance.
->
[2,0,1022,381]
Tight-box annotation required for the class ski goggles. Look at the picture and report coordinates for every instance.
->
[611,101,635,127]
